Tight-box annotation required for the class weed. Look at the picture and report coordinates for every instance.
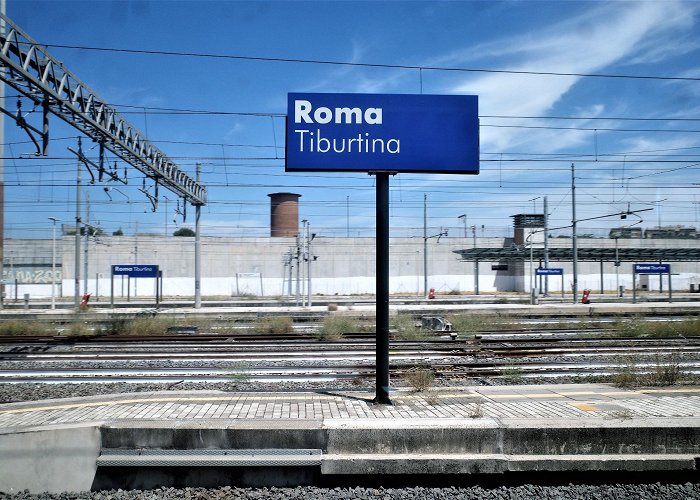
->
[501,364,523,384]
[613,357,641,388]
[423,390,440,405]
[404,367,435,392]
[94,318,129,336]
[327,303,338,312]
[447,313,510,334]
[252,316,294,334]
[651,354,683,386]
[67,321,92,336]
[470,401,484,418]
[111,316,173,336]
[392,314,430,341]
[0,320,52,336]
[317,316,357,340]
[606,409,635,421]
[227,362,251,383]
[611,317,700,338]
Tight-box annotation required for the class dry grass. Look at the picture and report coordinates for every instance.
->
[0,320,53,336]
[403,367,436,392]
[392,314,430,340]
[317,316,357,340]
[251,316,294,334]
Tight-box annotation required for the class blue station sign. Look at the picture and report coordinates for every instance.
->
[634,263,670,274]
[536,267,564,276]
[112,264,159,278]
[285,93,479,174]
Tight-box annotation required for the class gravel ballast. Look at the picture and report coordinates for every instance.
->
[2,483,700,499]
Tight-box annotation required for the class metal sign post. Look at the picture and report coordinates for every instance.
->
[536,268,564,298]
[633,263,671,304]
[375,172,391,404]
[285,92,479,405]
[111,265,159,308]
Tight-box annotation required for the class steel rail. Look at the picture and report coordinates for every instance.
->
[3,359,700,384]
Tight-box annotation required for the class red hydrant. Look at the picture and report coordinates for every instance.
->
[81,293,91,306]
[581,289,590,304]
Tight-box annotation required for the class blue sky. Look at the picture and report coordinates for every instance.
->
[4,0,700,240]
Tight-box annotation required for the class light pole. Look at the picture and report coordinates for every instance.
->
[423,194,428,298]
[472,224,478,295]
[528,196,541,214]
[655,198,667,229]
[614,236,620,297]
[528,230,534,303]
[458,214,467,238]
[48,217,60,309]
[571,163,578,304]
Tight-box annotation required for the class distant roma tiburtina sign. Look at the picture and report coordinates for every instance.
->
[285,93,479,174]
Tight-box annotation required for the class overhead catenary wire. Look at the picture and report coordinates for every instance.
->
[42,43,700,82]
[4,40,699,238]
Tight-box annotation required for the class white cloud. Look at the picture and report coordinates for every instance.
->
[444,1,699,152]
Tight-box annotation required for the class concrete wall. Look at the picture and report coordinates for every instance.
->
[0,426,100,494]
[3,236,700,298]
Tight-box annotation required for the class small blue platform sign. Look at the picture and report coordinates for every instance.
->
[112,265,159,278]
[536,268,564,276]
[285,93,479,174]
[634,263,670,274]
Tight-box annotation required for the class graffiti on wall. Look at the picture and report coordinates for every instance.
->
[2,266,63,284]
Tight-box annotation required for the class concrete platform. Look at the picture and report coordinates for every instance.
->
[1,384,699,493]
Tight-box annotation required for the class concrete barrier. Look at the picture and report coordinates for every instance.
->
[0,425,101,494]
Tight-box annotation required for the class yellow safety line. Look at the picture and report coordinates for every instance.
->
[1,387,697,416]
[571,402,601,411]
[640,388,700,394]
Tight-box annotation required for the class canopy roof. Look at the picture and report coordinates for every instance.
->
[454,247,700,262]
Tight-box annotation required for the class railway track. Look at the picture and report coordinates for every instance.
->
[1,332,699,384]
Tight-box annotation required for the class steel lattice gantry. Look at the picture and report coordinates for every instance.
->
[0,13,206,206]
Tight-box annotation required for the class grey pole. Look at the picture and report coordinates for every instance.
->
[423,193,428,298]
[74,138,82,308]
[194,163,201,308]
[134,221,138,298]
[288,250,293,297]
[571,163,578,304]
[295,235,300,306]
[300,219,307,307]
[615,237,620,296]
[529,230,534,303]
[473,225,478,295]
[543,196,549,295]
[307,221,312,307]
[458,214,467,238]
[49,217,59,309]
[83,193,89,296]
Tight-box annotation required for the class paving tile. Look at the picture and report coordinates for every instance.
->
[1,385,699,430]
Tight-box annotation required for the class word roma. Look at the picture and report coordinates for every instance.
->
[293,99,400,154]
[113,266,154,273]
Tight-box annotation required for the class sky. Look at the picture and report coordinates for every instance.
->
[3,0,700,241]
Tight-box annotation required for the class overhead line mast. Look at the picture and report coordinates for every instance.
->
[0,13,207,206]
